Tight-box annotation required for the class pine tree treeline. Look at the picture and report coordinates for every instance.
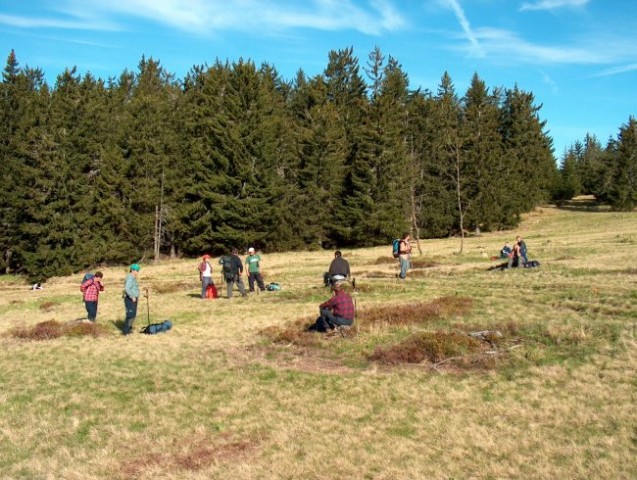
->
[555,118,637,211]
[1,48,561,279]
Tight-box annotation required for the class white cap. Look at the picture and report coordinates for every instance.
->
[248,247,255,253]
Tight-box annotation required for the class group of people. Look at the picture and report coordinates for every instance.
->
[78,232,530,335]
[198,247,267,300]
[499,236,528,268]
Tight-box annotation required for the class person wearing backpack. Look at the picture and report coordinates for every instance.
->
[198,254,215,299]
[398,233,412,279]
[122,264,141,335]
[219,248,247,299]
[80,271,104,322]
[245,247,266,293]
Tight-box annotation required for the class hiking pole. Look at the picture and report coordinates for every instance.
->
[143,287,150,328]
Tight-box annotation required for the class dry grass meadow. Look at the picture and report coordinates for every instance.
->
[1,198,636,479]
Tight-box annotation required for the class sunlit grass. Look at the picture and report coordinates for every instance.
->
[1,199,636,478]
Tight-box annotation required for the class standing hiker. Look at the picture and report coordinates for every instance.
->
[198,254,215,299]
[245,247,266,293]
[122,264,141,335]
[80,271,104,322]
[219,248,247,299]
[516,236,528,266]
[398,233,412,279]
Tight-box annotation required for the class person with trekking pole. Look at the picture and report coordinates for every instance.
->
[122,264,141,335]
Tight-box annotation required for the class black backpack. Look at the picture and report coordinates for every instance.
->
[220,255,236,280]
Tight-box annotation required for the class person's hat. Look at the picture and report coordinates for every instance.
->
[202,254,211,259]
[130,263,141,271]
[332,281,344,290]
[248,247,255,253]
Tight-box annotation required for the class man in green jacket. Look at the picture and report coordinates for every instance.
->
[122,264,141,335]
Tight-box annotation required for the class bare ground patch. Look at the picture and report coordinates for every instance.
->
[120,433,260,477]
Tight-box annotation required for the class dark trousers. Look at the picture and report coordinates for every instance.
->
[226,275,246,298]
[317,308,353,331]
[248,272,265,291]
[84,301,98,321]
[123,297,138,334]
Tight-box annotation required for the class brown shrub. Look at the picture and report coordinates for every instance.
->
[360,296,473,329]
[374,256,397,265]
[39,301,58,312]
[65,322,110,338]
[362,271,394,278]
[369,331,482,364]
[411,259,438,269]
[260,318,323,347]
[12,320,63,340]
[10,320,110,340]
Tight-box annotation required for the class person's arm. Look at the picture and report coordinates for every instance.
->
[319,295,336,310]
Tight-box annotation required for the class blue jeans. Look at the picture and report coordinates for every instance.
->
[201,276,213,298]
[399,256,410,279]
[85,301,98,321]
[317,308,353,330]
[123,297,138,334]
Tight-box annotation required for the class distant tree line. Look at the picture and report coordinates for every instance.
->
[1,47,564,279]
[556,121,637,210]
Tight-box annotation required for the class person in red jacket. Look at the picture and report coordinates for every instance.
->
[80,271,104,322]
[308,281,354,334]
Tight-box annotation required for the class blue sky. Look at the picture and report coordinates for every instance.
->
[1,0,636,158]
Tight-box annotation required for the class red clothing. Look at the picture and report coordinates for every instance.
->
[81,278,104,302]
[319,290,355,321]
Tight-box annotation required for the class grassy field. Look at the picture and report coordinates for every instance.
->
[1,199,636,479]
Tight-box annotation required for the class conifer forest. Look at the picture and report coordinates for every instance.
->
[1,48,635,279]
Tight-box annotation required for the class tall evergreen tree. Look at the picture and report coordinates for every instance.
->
[607,116,637,210]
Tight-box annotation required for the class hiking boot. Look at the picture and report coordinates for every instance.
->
[325,328,339,337]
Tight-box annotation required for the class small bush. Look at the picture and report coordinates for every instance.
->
[360,296,473,329]
[10,320,110,340]
[369,331,483,364]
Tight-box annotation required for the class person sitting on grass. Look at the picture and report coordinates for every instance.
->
[323,250,351,287]
[500,242,512,258]
[308,281,354,335]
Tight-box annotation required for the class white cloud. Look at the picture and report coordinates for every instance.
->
[0,13,118,31]
[454,27,632,66]
[48,0,405,36]
[593,63,637,77]
[520,0,589,12]
[440,0,485,57]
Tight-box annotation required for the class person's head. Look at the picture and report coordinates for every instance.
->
[130,264,140,274]
[94,271,103,279]
[202,254,211,260]
[231,248,238,256]
[504,242,509,246]
[248,247,255,254]
[334,250,342,258]
[403,232,411,241]
[332,281,344,292]
[516,236,522,242]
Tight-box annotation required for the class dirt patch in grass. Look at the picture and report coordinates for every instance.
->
[374,256,397,265]
[9,320,110,340]
[369,331,484,365]
[260,318,324,347]
[120,433,259,477]
[359,296,473,330]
